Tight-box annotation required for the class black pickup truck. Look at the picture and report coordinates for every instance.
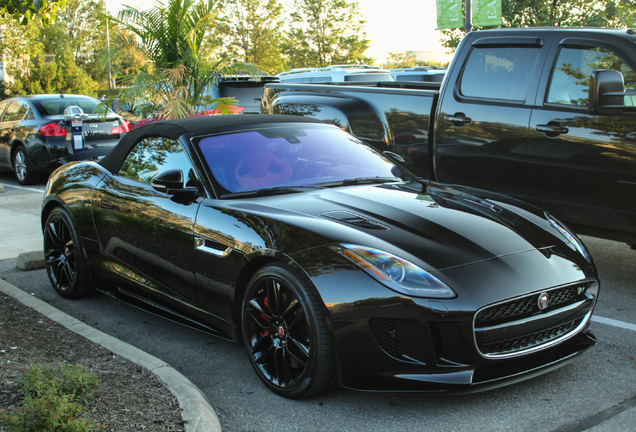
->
[261,28,636,247]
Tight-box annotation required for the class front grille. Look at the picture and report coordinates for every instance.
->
[479,321,577,355]
[475,284,583,325]
[474,282,592,358]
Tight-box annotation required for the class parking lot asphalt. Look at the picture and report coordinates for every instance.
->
[0,182,221,432]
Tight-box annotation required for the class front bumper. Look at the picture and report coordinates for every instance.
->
[294,245,599,393]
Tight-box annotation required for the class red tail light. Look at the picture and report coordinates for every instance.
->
[111,119,132,134]
[39,122,67,137]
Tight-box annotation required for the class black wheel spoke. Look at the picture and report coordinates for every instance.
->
[286,307,306,333]
[287,337,310,366]
[246,299,270,329]
[282,298,300,320]
[252,333,272,354]
[46,222,64,247]
[254,344,275,365]
[61,261,75,284]
[267,279,282,316]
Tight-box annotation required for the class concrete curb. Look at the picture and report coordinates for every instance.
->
[0,279,222,432]
[16,251,46,271]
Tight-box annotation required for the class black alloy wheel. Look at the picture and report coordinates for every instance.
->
[241,263,336,399]
[43,208,92,299]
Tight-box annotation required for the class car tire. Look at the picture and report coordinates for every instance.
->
[43,207,93,299]
[241,263,337,399]
[13,146,37,185]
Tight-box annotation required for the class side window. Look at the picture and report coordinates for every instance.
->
[3,101,27,122]
[118,137,194,184]
[460,46,541,101]
[546,46,636,106]
[0,101,9,121]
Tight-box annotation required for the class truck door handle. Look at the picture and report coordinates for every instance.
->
[444,113,471,126]
[536,122,569,137]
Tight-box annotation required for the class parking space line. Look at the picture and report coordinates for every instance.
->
[1,184,45,193]
[592,315,636,332]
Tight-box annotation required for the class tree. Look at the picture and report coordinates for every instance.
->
[22,50,97,95]
[0,0,66,24]
[23,0,108,94]
[0,12,42,93]
[217,0,286,74]
[613,0,636,26]
[382,52,416,69]
[53,0,106,68]
[110,0,254,118]
[283,0,372,68]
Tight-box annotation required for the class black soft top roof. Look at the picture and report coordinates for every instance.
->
[99,114,324,173]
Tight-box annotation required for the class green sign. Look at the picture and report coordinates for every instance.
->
[472,0,503,27]
[436,0,463,30]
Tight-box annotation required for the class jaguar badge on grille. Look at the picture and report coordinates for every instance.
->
[537,292,550,310]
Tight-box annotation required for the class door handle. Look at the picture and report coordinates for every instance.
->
[444,113,472,126]
[536,122,569,137]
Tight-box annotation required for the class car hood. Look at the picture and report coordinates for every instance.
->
[224,182,569,270]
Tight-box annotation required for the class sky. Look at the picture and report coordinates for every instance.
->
[107,0,450,64]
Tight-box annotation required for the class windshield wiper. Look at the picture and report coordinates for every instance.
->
[315,177,401,188]
[220,185,324,199]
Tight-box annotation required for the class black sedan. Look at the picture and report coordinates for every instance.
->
[0,94,131,184]
[41,115,599,399]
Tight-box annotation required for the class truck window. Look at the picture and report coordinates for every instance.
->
[546,46,636,106]
[460,46,541,101]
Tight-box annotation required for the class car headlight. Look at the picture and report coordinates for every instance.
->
[328,244,455,298]
[546,213,591,261]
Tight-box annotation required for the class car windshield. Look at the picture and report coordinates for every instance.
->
[196,124,414,195]
[33,98,110,116]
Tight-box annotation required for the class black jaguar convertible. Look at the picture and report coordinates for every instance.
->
[41,115,599,398]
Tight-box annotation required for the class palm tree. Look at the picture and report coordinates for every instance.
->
[107,0,259,119]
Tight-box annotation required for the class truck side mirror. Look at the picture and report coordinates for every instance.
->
[589,69,636,115]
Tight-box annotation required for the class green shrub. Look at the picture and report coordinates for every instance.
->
[0,363,103,432]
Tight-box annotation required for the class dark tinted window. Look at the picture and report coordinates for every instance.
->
[119,137,194,184]
[460,46,541,101]
[547,46,636,106]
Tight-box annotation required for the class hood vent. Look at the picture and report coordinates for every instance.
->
[321,211,388,230]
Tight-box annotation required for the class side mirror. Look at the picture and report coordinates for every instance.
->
[151,169,198,196]
[383,151,405,164]
[589,69,636,115]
